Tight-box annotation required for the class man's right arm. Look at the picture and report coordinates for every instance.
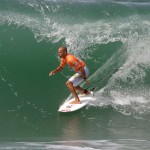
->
[49,66,63,76]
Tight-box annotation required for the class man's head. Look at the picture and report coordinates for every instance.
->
[58,46,67,58]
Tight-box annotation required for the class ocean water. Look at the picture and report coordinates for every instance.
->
[0,0,150,149]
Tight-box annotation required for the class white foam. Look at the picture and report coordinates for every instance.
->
[1,139,150,150]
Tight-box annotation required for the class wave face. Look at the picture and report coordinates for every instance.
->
[0,0,150,145]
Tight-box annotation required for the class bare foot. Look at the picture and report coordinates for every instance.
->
[81,90,91,96]
[85,91,91,95]
[69,100,81,104]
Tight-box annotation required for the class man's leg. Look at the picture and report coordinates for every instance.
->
[75,86,90,95]
[66,80,81,104]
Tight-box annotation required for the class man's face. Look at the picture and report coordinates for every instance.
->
[58,48,67,58]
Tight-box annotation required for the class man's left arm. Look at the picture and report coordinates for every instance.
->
[78,66,90,85]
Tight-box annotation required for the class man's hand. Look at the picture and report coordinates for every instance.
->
[49,70,55,76]
[85,79,90,85]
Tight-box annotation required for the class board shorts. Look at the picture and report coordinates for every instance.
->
[69,66,89,87]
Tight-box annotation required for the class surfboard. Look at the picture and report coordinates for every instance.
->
[58,91,94,112]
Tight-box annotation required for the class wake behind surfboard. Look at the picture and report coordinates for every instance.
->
[58,91,94,112]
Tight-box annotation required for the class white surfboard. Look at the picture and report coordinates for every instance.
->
[58,91,94,112]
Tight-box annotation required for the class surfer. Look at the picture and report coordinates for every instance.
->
[49,46,91,104]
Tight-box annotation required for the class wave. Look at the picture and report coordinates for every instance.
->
[0,139,150,150]
[0,0,150,118]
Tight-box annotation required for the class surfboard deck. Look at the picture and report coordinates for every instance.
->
[58,91,94,112]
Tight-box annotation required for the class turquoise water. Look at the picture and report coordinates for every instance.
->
[0,0,150,149]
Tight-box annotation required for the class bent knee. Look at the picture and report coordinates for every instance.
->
[66,81,73,86]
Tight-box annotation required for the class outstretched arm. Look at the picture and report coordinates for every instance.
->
[49,66,63,76]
